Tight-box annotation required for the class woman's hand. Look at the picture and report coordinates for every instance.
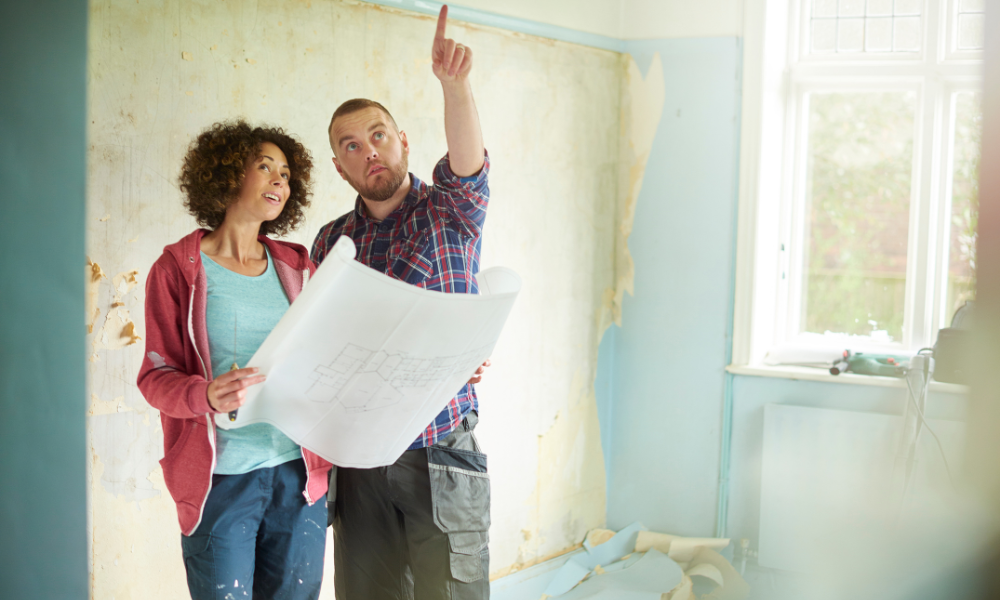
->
[207,367,265,413]
[467,359,490,385]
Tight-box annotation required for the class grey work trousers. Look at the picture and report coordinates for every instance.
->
[330,412,490,600]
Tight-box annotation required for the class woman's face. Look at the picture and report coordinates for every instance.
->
[228,141,291,224]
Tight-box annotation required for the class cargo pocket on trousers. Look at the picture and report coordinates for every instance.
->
[448,531,489,583]
[180,530,212,560]
[427,445,490,583]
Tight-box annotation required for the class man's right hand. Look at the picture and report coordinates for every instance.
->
[430,4,485,178]
[207,367,265,413]
[431,5,472,84]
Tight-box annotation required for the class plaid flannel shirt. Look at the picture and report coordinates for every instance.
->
[310,152,490,449]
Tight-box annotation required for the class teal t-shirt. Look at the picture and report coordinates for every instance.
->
[203,247,301,474]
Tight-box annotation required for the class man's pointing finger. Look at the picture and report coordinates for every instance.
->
[435,5,448,40]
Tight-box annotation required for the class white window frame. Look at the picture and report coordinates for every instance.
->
[732,0,983,367]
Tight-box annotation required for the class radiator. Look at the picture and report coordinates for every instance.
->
[758,403,964,572]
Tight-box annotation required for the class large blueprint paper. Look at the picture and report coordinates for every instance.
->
[214,236,521,468]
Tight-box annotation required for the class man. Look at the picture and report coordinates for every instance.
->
[310,6,491,600]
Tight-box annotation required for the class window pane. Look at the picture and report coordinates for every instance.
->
[893,16,921,51]
[894,0,922,16]
[957,13,985,50]
[947,92,982,318]
[840,0,866,17]
[807,1,922,55]
[802,92,917,340]
[812,20,839,52]
[866,17,893,51]
[813,0,838,18]
[838,18,865,52]
[867,0,893,16]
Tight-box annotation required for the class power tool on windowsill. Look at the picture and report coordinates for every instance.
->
[830,350,909,377]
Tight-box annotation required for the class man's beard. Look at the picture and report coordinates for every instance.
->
[343,155,409,203]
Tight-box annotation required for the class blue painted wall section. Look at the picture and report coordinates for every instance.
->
[598,38,743,537]
[0,0,89,597]
[363,0,625,52]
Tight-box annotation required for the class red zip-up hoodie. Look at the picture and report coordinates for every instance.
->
[137,229,332,536]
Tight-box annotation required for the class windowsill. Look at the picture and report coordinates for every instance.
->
[726,364,970,395]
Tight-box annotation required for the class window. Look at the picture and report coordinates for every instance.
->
[952,0,985,52]
[801,91,916,341]
[945,90,981,318]
[733,0,984,366]
[809,0,924,54]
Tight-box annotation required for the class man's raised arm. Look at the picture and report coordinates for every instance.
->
[431,5,484,178]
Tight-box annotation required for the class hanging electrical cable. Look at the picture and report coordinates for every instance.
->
[892,350,956,522]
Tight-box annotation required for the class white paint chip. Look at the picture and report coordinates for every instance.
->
[147,351,167,369]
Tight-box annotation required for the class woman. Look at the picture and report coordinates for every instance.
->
[137,120,332,600]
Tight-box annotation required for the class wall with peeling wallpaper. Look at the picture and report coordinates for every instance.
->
[85,0,665,596]
[599,38,744,538]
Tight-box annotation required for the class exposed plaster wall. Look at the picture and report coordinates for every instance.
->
[86,0,637,595]
[607,53,665,331]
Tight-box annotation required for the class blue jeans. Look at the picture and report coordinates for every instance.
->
[181,459,327,600]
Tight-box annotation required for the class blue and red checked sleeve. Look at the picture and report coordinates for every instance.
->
[310,226,329,265]
[431,150,490,235]
[310,215,346,266]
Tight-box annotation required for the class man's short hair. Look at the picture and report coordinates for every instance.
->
[328,99,399,151]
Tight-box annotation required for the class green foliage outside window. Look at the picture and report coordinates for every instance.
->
[947,92,981,318]
[803,92,916,340]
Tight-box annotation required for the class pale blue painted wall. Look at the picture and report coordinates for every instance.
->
[600,37,743,537]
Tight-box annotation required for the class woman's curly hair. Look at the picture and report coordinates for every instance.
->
[179,120,313,237]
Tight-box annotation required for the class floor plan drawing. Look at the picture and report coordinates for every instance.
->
[213,236,521,468]
[306,343,489,412]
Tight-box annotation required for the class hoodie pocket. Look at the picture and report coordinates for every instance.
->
[159,420,199,503]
